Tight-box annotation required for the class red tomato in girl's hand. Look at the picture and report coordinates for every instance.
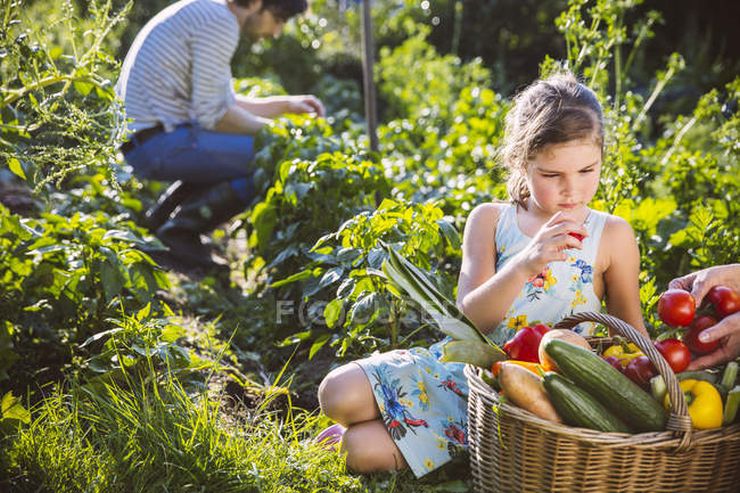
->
[657,289,696,327]
[684,315,720,355]
[706,286,740,318]
[654,338,691,374]
[623,356,657,388]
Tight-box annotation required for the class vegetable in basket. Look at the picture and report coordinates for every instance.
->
[543,339,667,432]
[663,379,723,430]
[498,363,561,423]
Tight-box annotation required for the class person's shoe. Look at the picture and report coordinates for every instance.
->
[143,180,200,231]
[314,423,346,451]
[155,181,246,270]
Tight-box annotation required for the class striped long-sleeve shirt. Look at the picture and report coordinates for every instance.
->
[116,0,239,133]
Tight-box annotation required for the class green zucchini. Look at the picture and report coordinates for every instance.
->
[724,386,740,425]
[542,372,631,433]
[544,340,667,432]
[720,362,738,389]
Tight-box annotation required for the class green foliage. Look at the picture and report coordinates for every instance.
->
[0,205,168,383]
[0,0,129,187]
[247,118,388,282]
[275,198,459,359]
[377,26,490,123]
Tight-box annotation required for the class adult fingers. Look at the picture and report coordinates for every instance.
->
[300,95,325,117]
[689,276,711,307]
[697,312,740,343]
[667,272,694,291]
[686,348,730,371]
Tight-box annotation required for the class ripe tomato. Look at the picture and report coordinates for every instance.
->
[623,355,657,388]
[683,315,720,355]
[657,289,696,327]
[654,338,691,374]
[706,286,740,319]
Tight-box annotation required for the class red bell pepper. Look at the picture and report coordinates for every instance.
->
[503,324,550,363]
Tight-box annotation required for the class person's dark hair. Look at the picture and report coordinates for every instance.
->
[233,0,308,22]
[501,71,604,209]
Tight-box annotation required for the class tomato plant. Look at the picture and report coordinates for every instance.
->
[683,316,720,355]
[654,338,691,373]
[706,286,740,319]
[657,289,696,327]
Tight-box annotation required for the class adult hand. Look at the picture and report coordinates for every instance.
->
[686,312,740,370]
[669,264,740,369]
[668,264,740,307]
[284,95,325,117]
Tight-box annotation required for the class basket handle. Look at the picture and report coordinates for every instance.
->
[553,312,694,450]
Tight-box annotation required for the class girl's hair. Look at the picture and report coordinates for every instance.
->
[501,72,604,208]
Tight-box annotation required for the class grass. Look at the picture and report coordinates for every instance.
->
[0,368,472,492]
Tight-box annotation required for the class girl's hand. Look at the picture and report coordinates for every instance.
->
[512,211,588,278]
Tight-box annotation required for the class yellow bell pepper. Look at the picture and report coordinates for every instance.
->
[663,379,723,430]
[603,341,643,367]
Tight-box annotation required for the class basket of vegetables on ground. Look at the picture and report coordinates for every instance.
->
[381,246,740,493]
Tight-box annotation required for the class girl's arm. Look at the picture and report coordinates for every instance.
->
[601,216,648,337]
[457,205,587,332]
[456,203,523,332]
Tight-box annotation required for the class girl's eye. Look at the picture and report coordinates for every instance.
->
[580,169,594,174]
[542,174,558,178]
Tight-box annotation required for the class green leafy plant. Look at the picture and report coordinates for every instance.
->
[273,198,460,359]
[1,0,129,188]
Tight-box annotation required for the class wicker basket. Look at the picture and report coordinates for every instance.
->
[465,312,740,493]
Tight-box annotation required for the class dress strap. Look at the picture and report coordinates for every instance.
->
[494,203,516,251]
[580,209,608,265]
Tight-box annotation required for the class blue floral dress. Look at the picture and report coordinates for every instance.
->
[355,204,608,477]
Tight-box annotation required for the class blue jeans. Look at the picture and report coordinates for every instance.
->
[123,124,256,202]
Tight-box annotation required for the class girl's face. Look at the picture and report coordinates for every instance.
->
[525,139,602,218]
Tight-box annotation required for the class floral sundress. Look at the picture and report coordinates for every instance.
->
[355,204,607,478]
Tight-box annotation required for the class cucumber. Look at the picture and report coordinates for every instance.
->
[651,370,719,402]
[544,340,667,432]
[650,375,667,403]
[724,386,740,425]
[542,372,632,433]
[720,362,738,389]
[676,370,719,384]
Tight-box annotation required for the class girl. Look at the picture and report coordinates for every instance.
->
[317,72,647,478]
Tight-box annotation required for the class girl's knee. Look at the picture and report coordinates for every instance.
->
[342,424,406,474]
[318,364,375,425]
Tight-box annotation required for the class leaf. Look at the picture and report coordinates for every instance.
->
[269,268,314,288]
[324,298,344,329]
[1,392,30,424]
[440,340,508,368]
[278,330,312,347]
[309,333,330,359]
[7,157,26,180]
[383,245,498,348]
[319,267,344,289]
[437,219,461,249]
[136,303,151,321]
[80,327,124,348]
